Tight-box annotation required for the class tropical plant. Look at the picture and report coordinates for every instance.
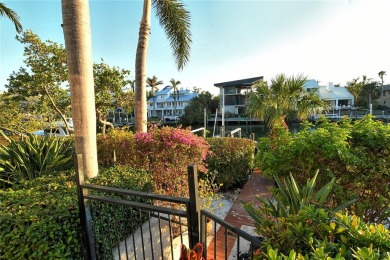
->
[0,2,23,33]
[170,78,182,118]
[61,0,98,178]
[135,0,191,132]
[179,243,204,260]
[146,75,163,117]
[246,74,326,128]
[0,132,74,187]
[256,116,390,225]
[243,172,353,221]
[245,173,388,259]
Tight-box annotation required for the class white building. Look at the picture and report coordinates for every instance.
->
[147,86,198,118]
[303,80,354,109]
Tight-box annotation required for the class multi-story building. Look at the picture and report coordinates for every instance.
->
[379,84,390,108]
[214,76,263,116]
[147,86,198,118]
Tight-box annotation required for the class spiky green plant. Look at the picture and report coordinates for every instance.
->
[0,132,74,186]
[244,171,355,221]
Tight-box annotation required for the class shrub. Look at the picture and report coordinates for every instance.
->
[256,116,390,224]
[134,126,209,197]
[96,130,139,166]
[245,174,390,259]
[206,137,255,189]
[0,166,153,259]
[0,133,74,188]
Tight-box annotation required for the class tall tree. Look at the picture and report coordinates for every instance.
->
[62,0,98,178]
[146,75,163,117]
[0,2,22,33]
[6,31,71,131]
[378,71,386,108]
[246,74,326,127]
[135,0,191,132]
[170,78,181,117]
[93,61,131,133]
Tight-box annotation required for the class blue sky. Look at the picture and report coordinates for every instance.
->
[1,0,389,95]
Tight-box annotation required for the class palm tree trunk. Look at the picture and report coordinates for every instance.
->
[135,0,151,133]
[62,0,98,178]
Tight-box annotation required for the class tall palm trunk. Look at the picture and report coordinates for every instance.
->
[135,0,151,133]
[62,0,98,178]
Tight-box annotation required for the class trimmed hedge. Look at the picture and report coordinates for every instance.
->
[0,166,152,259]
[206,137,255,189]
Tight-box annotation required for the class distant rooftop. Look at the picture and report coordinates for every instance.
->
[214,76,263,87]
[303,79,320,88]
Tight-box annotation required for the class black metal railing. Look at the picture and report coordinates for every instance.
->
[200,210,262,260]
[76,154,262,260]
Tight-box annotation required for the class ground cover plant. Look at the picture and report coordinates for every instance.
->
[0,166,152,259]
[244,173,390,259]
[256,116,390,225]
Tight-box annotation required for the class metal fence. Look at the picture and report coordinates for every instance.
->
[76,154,261,260]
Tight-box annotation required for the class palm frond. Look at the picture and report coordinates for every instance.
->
[153,0,191,70]
[0,3,23,33]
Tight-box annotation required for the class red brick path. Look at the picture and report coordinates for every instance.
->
[206,170,274,259]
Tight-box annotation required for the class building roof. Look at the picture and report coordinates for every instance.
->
[165,92,198,102]
[303,79,320,88]
[214,76,263,87]
[156,86,173,95]
[319,86,354,100]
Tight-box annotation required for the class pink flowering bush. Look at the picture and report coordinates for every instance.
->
[134,126,209,197]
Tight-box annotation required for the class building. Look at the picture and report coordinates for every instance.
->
[379,84,390,108]
[303,80,354,108]
[147,86,198,118]
[214,76,263,116]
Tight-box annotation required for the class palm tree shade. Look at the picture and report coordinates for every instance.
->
[146,75,163,117]
[0,3,23,33]
[246,74,327,128]
[135,0,191,132]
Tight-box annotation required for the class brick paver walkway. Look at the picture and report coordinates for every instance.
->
[206,170,274,259]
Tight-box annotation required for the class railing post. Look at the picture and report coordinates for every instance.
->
[75,154,96,260]
[188,165,200,249]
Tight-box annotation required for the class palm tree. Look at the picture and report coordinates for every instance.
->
[246,74,326,128]
[61,0,98,178]
[135,0,191,133]
[170,78,181,118]
[146,75,163,117]
[0,2,23,33]
[129,79,136,93]
[378,71,386,108]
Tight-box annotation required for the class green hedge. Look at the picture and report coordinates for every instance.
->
[206,137,255,189]
[256,116,390,225]
[0,166,152,259]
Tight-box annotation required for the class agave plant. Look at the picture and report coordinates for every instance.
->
[243,171,355,221]
[0,132,74,186]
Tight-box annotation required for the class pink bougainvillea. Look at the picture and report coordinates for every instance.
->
[134,126,210,197]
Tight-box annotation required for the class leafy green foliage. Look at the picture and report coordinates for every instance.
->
[180,91,219,125]
[0,133,74,187]
[256,116,390,225]
[246,74,327,127]
[0,166,153,259]
[245,176,390,259]
[206,137,255,189]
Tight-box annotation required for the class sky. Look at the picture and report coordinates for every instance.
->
[1,0,389,96]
